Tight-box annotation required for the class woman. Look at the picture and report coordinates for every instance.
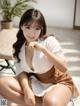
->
[0,8,79,106]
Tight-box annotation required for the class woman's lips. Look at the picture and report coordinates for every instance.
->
[28,36,35,39]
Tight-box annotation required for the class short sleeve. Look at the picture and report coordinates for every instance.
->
[14,60,23,76]
[45,36,65,58]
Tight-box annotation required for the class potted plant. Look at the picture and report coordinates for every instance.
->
[0,0,36,29]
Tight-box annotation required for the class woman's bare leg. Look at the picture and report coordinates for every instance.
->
[42,84,72,106]
[0,76,28,106]
[0,76,43,106]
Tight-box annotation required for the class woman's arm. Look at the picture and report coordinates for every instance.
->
[18,72,30,92]
[29,41,67,72]
[42,47,67,72]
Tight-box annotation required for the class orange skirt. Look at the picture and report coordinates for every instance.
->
[27,66,79,98]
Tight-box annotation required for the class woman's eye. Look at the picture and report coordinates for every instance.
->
[26,26,30,29]
[36,28,40,30]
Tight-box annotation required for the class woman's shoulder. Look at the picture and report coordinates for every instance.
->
[42,33,55,39]
[43,34,61,50]
[44,34,57,43]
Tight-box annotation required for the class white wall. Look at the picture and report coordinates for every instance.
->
[33,0,75,28]
[0,0,75,28]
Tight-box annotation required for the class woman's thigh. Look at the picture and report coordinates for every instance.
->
[43,84,72,106]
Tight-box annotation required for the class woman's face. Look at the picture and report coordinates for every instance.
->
[21,21,41,43]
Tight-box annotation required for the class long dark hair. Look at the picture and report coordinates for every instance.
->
[13,8,47,62]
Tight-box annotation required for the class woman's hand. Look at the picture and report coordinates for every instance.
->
[24,87,35,106]
[29,41,45,51]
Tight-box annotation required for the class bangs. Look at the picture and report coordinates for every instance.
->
[23,20,42,28]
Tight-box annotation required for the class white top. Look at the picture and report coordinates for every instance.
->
[15,36,64,75]
[14,36,65,96]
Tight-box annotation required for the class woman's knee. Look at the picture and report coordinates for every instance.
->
[0,77,14,87]
[0,77,22,93]
[0,77,8,88]
[43,95,60,106]
[0,77,8,95]
[0,77,13,95]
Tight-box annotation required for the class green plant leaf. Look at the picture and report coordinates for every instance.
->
[0,0,37,21]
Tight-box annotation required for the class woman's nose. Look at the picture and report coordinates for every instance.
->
[29,32,35,37]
